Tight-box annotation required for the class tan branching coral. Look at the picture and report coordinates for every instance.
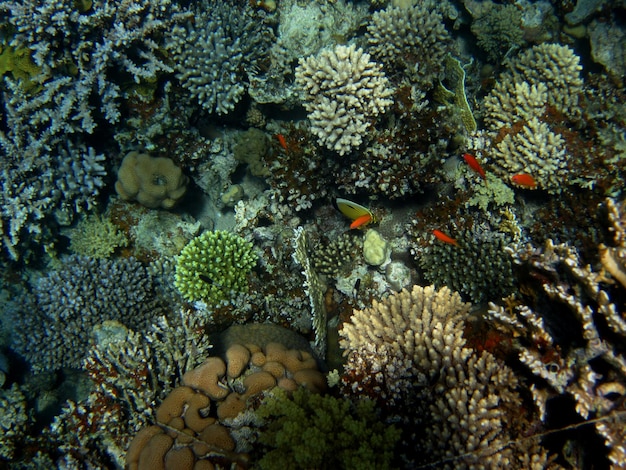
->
[600,197,626,289]
[295,43,393,155]
[340,285,552,468]
[488,239,626,468]
[115,151,188,209]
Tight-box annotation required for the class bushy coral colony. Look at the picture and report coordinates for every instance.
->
[1,0,626,468]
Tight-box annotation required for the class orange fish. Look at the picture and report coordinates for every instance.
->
[275,134,288,151]
[350,213,373,230]
[511,173,537,188]
[463,153,486,180]
[433,229,457,246]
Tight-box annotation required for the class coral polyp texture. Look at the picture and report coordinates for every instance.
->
[174,231,257,305]
[295,43,394,155]
[340,285,552,468]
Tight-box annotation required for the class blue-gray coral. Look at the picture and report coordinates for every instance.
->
[11,256,168,372]
[166,1,274,115]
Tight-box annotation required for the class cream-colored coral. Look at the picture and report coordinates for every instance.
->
[490,117,569,193]
[483,79,548,130]
[295,44,393,155]
[115,151,188,209]
[340,285,551,467]
[510,43,583,117]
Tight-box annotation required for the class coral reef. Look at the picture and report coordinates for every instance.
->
[416,228,516,303]
[311,233,361,278]
[0,384,29,460]
[126,338,326,469]
[255,388,401,470]
[488,237,626,467]
[470,3,525,61]
[174,231,257,305]
[166,1,273,115]
[340,285,552,468]
[295,44,394,155]
[68,213,128,259]
[115,151,189,210]
[11,256,167,371]
[366,1,451,85]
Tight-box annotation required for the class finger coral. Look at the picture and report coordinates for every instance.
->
[295,43,393,156]
[340,285,552,468]
[174,230,257,305]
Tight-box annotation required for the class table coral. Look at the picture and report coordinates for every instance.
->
[174,230,257,305]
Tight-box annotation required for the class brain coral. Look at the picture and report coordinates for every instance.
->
[174,231,257,305]
[115,151,188,209]
[295,43,394,155]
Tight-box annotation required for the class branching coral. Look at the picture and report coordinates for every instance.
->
[295,43,394,155]
[488,238,626,467]
[11,255,167,371]
[340,285,552,468]
[255,388,401,470]
[166,1,273,115]
[366,1,451,85]
[174,231,257,306]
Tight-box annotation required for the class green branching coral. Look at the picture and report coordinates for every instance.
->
[255,388,401,470]
[68,213,128,259]
[174,230,257,305]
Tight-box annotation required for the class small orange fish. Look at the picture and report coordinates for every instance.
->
[275,134,288,151]
[463,153,486,180]
[350,213,373,230]
[511,173,537,188]
[433,229,458,246]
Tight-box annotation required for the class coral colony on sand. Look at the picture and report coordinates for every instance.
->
[1,0,626,468]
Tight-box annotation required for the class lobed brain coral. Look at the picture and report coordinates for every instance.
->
[174,231,257,305]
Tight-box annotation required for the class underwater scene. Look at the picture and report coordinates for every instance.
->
[0,0,625,468]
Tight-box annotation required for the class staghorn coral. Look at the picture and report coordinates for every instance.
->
[166,1,273,115]
[416,228,516,303]
[174,231,257,306]
[0,384,30,460]
[488,238,626,468]
[295,43,394,156]
[366,1,451,86]
[11,255,167,372]
[115,151,189,210]
[340,285,552,468]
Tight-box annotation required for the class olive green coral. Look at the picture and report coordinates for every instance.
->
[174,231,257,305]
[255,388,400,470]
